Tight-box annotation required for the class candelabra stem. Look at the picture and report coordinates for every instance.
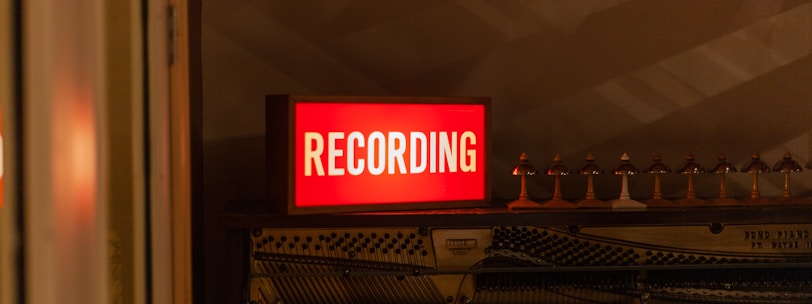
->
[619,174,630,200]
[652,174,662,200]
[718,174,727,199]
[586,175,595,200]
[552,175,562,200]
[519,175,528,200]
[751,173,760,199]
[686,175,696,199]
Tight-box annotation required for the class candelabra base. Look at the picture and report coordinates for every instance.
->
[540,199,578,209]
[708,197,741,206]
[507,199,544,210]
[678,198,707,207]
[576,199,611,208]
[746,197,771,206]
[646,198,677,208]
[610,199,647,209]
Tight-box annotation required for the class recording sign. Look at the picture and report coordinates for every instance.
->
[267,95,491,214]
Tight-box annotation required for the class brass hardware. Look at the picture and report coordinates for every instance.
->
[541,153,576,209]
[507,153,543,210]
[677,153,706,207]
[576,153,610,208]
[610,153,647,209]
[645,153,675,208]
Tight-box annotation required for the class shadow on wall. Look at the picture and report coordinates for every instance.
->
[204,135,267,208]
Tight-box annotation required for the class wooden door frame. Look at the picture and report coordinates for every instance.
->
[0,0,20,302]
[147,0,194,302]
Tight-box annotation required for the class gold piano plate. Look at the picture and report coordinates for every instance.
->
[248,223,812,304]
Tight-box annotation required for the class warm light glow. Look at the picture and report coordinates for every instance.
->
[52,80,97,223]
[0,135,4,179]
[69,103,97,218]
[294,102,487,207]
[22,0,106,302]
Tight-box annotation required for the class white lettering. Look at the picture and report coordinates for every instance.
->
[346,131,365,176]
[430,132,437,173]
[327,132,345,176]
[367,131,386,175]
[460,131,476,172]
[302,131,477,176]
[409,132,427,174]
[387,132,407,174]
[304,132,325,176]
[439,132,457,173]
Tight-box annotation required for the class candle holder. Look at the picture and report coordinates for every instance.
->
[507,152,544,210]
[741,152,771,205]
[610,153,647,209]
[541,154,576,209]
[645,153,675,207]
[677,153,706,207]
[772,152,802,203]
[576,153,610,208]
[708,153,739,206]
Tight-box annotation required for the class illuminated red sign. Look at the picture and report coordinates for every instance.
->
[267,95,490,214]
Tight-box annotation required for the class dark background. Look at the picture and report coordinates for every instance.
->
[198,1,812,302]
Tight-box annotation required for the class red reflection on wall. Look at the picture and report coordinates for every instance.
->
[52,81,97,223]
[68,102,96,219]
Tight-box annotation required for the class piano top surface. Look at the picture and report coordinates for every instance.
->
[221,198,812,228]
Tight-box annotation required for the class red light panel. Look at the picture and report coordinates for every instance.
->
[267,95,491,214]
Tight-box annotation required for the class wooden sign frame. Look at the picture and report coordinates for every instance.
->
[266,95,491,215]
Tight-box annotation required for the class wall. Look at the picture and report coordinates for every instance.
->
[201,0,812,301]
[203,0,812,201]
